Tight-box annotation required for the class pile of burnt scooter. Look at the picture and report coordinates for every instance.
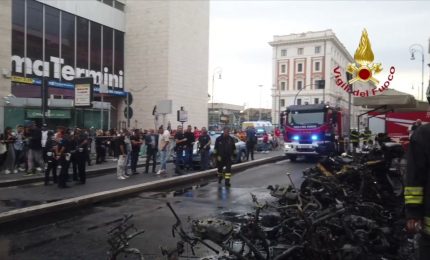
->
[164,142,416,260]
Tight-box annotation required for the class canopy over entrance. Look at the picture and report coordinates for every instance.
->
[353,89,417,110]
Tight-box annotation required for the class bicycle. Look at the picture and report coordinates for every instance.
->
[106,214,146,260]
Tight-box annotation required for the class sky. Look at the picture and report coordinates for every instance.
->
[208,0,430,109]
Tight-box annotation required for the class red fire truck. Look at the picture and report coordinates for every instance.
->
[369,111,430,140]
[280,104,348,161]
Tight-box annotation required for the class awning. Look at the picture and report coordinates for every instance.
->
[353,89,416,109]
[26,109,71,119]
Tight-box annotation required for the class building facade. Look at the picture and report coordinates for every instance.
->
[208,102,244,130]
[0,0,209,130]
[269,30,369,128]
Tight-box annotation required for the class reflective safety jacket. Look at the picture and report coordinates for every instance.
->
[361,129,372,142]
[405,123,430,233]
[350,130,360,143]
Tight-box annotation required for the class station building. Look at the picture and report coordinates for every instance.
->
[0,0,209,130]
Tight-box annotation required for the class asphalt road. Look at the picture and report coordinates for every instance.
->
[0,158,313,260]
[0,151,282,213]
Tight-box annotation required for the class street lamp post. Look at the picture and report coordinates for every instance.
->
[409,44,425,101]
[211,67,222,126]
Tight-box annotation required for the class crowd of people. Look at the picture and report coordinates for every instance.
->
[0,122,281,188]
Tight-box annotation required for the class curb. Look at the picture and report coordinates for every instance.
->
[0,155,284,225]
[0,160,159,188]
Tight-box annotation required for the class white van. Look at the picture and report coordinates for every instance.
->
[242,121,274,133]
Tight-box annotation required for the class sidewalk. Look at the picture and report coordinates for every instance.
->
[0,156,148,188]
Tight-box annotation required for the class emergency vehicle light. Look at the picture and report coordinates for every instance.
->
[311,134,318,141]
[292,135,300,141]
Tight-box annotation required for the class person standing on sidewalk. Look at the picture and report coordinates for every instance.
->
[57,130,72,188]
[2,127,16,174]
[116,131,128,180]
[25,122,43,176]
[75,128,88,184]
[44,131,57,185]
[14,125,25,173]
[245,126,256,161]
[157,126,170,175]
[184,125,195,170]
[174,126,187,175]
[130,129,143,175]
[145,129,158,174]
[41,124,49,165]
[198,127,211,170]
[262,131,270,154]
[70,130,79,182]
[214,127,236,187]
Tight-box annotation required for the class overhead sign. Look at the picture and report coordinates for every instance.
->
[11,55,124,89]
[74,78,93,108]
[177,109,188,123]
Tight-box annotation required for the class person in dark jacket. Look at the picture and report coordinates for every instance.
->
[57,130,72,188]
[214,127,236,187]
[405,89,430,259]
[198,127,211,170]
[184,125,195,170]
[145,129,158,174]
[130,129,143,174]
[75,128,88,184]
[245,126,256,160]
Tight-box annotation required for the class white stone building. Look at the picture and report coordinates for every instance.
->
[269,29,369,128]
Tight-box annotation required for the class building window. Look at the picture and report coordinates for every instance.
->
[12,0,25,76]
[27,0,44,66]
[114,30,125,77]
[77,17,89,68]
[103,26,114,76]
[280,99,285,107]
[314,61,321,71]
[297,48,304,55]
[103,0,114,6]
[114,1,125,11]
[280,82,285,91]
[44,6,60,77]
[281,49,287,56]
[61,12,75,71]
[314,98,319,104]
[90,22,102,73]
[297,80,303,90]
[315,46,321,54]
[297,98,302,105]
[297,63,303,73]
[281,64,286,73]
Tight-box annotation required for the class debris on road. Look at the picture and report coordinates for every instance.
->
[166,142,415,259]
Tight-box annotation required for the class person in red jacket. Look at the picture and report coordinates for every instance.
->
[193,126,201,140]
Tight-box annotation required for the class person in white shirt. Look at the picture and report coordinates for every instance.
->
[157,126,170,175]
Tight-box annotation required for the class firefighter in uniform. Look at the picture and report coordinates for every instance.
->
[214,127,236,187]
[360,127,372,146]
[350,129,360,151]
[405,88,430,259]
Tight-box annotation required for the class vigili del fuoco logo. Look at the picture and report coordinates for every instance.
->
[333,29,396,97]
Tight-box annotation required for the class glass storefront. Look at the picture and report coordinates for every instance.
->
[8,0,126,129]
[11,0,126,98]
[4,106,109,130]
